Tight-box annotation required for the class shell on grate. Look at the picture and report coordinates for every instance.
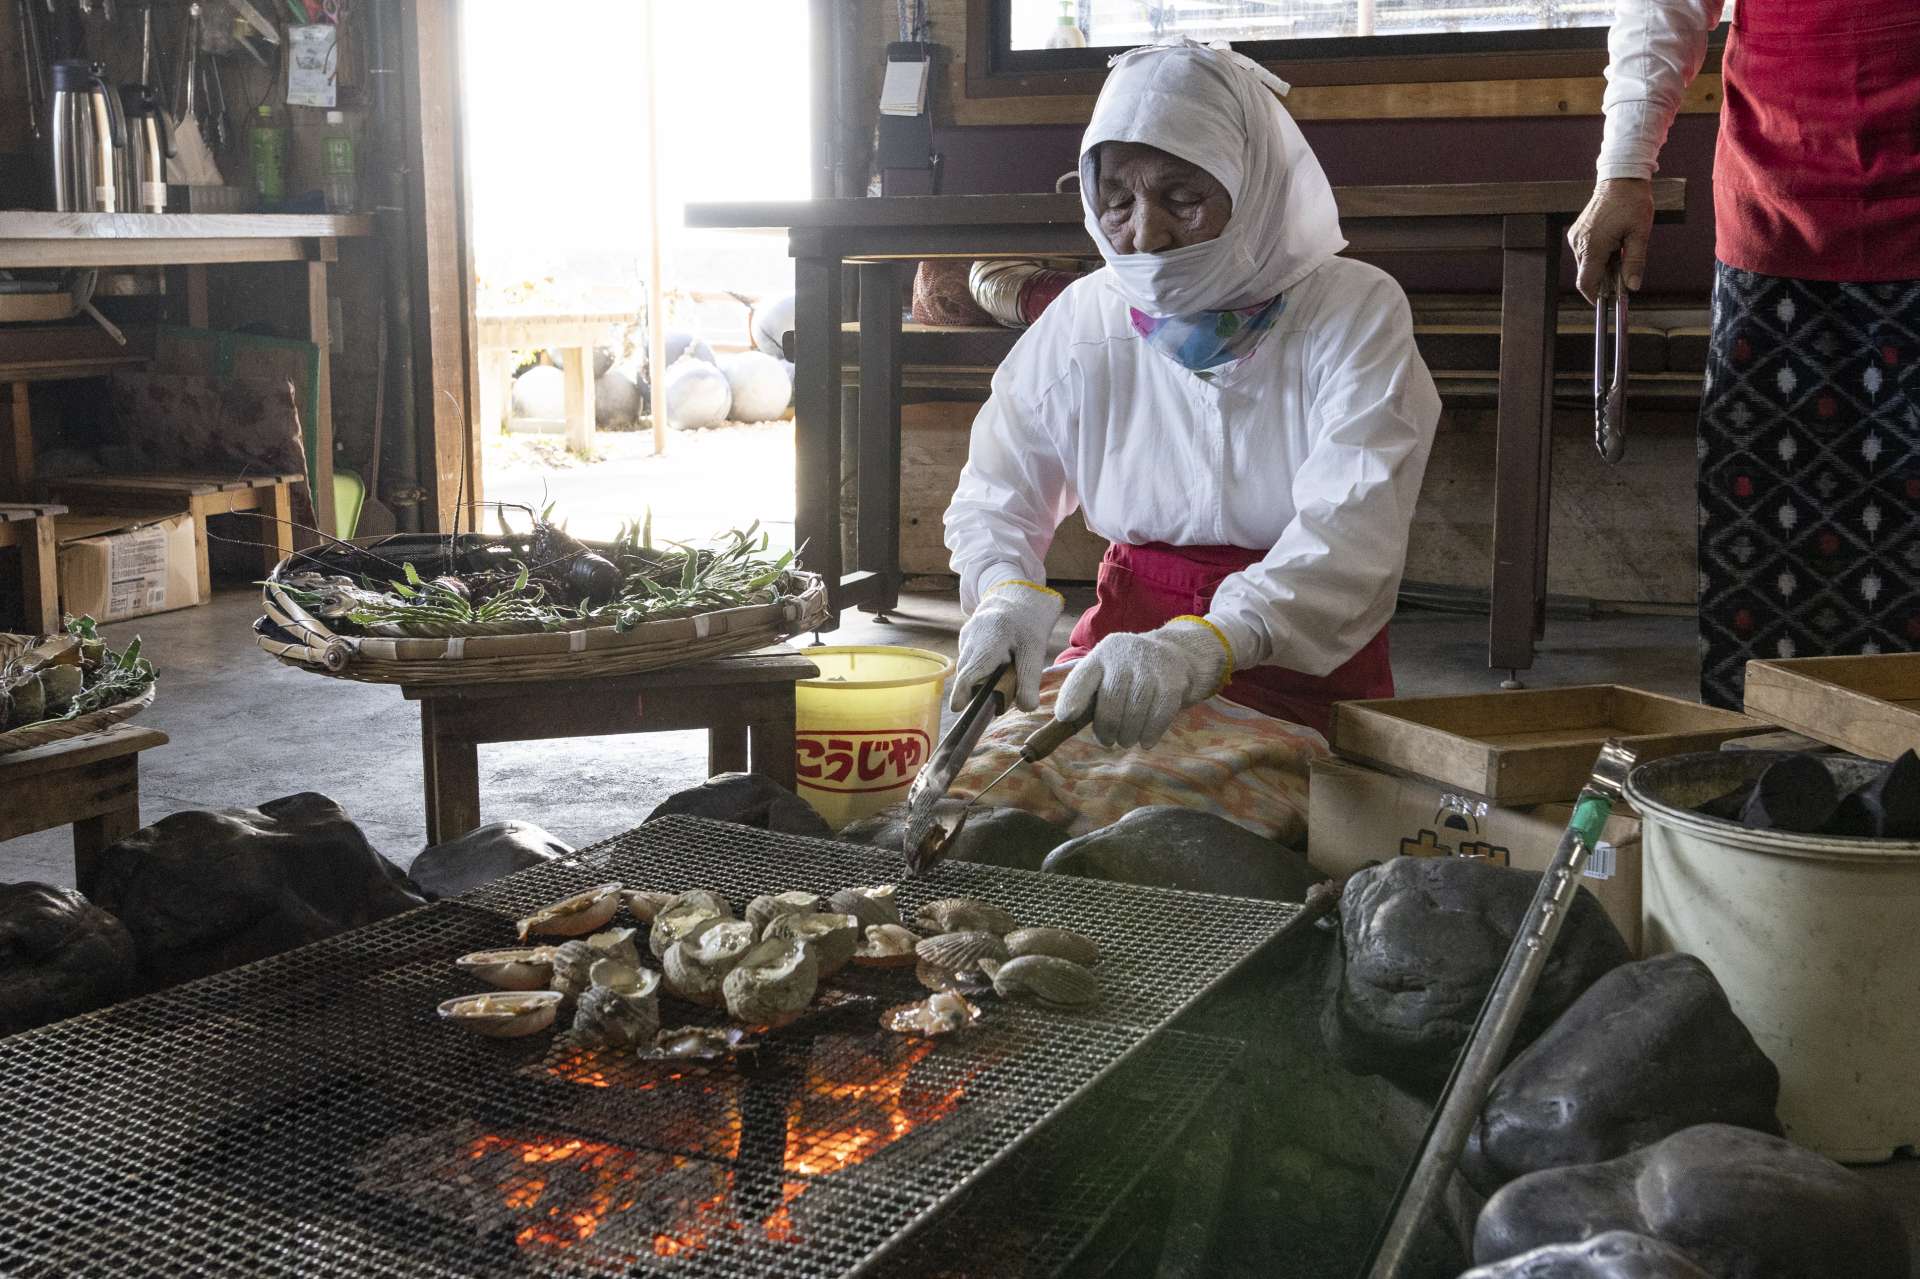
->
[853,923,922,968]
[437,990,562,1038]
[915,897,1018,936]
[722,937,820,1028]
[986,953,1101,1008]
[881,991,982,1038]
[661,918,757,1006]
[762,910,861,976]
[1004,926,1101,967]
[828,885,902,929]
[454,947,558,991]
[914,930,1009,974]
[745,890,823,937]
[516,882,623,940]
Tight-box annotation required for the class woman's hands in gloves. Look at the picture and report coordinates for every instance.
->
[1056,617,1232,750]
[950,579,1064,712]
[1568,177,1655,304]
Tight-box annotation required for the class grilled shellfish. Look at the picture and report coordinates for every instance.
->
[622,889,675,923]
[762,910,861,976]
[914,930,1009,974]
[661,917,756,1006]
[852,923,921,968]
[745,890,823,937]
[1004,926,1101,967]
[546,940,597,998]
[828,885,902,929]
[569,960,662,1049]
[983,954,1101,1008]
[516,882,623,940]
[722,937,820,1028]
[649,895,732,959]
[881,991,982,1038]
[438,990,563,1038]
[454,946,558,991]
[643,1024,756,1062]
[915,897,1017,936]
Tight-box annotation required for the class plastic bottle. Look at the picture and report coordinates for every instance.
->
[249,103,288,205]
[1044,0,1087,48]
[322,111,357,214]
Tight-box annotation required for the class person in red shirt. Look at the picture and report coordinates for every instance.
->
[1570,0,1920,708]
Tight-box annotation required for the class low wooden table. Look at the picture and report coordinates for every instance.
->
[403,647,820,844]
[47,471,301,597]
[475,310,633,454]
[0,724,168,883]
[0,501,65,633]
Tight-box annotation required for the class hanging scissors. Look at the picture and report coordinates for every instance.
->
[1593,262,1629,464]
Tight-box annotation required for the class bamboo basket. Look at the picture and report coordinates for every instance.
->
[0,682,156,756]
[255,533,830,686]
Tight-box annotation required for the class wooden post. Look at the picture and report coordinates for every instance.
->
[4,383,31,497]
[561,345,596,455]
[185,265,209,328]
[792,251,843,628]
[21,512,60,633]
[856,262,903,615]
[1488,213,1556,678]
[642,0,668,456]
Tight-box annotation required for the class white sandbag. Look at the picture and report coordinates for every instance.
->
[596,368,639,426]
[720,350,792,422]
[663,356,732,428]
[664,331,716,367]
[749,293,796,358]
[510,364,565,420]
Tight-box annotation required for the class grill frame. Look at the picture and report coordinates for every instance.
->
[0,817,1297,1278]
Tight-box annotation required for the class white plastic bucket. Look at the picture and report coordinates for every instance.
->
[792,646,952,830]
[1627,751,1920,1162]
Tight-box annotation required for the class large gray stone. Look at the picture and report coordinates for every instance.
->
[1464,954,1781,1193]
[0,883,137,1035]
[1459,1231,1713,1278]
[645,772,830,838]
[1041,806,1325,900]
[1325,856,1631,1092]
[838,800,1069,872]
[1474,1124,1911,1279]
[408,820,572,901]
[83,793,424,990]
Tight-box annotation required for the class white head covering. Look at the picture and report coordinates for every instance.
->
[1078,37,1346,314]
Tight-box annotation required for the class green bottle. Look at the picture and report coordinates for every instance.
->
[249,104,288,205]
[322,111,357,213]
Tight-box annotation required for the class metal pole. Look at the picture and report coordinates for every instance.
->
[641,0,668,456]
[1363,741,1637,1278]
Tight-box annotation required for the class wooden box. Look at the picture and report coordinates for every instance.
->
[1742,655,1920,762]
[1329,685,1765,806]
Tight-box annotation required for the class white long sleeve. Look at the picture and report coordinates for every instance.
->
[1598,0,1724,181]
[943,260,1439,678]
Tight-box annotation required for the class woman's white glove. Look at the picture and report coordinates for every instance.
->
[1056,617,1233,750]
[950,579,1065,712]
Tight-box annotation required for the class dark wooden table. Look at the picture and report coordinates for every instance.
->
[688,182,1686,677]
[402,647,820,844]
[0,723,168,882]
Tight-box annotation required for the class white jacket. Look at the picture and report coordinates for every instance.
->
[1598,0,1724,180]
[944,257,1441,679]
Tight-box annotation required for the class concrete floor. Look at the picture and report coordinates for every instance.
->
[1,586,1697,888]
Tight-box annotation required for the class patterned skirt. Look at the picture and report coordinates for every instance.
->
[1698,264,1920,708]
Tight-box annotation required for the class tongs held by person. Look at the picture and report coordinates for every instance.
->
[1594,263,1629,463]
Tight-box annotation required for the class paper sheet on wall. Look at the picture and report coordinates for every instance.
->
[287,24,338,108]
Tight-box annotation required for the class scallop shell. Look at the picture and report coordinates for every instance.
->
[745,890,823,936]
[722,937,820,1028]
[852,923,921,968]
[546,940,597,998]
[586,927,641,969]
[987,954,1101,1008]
[665,889,733,919]
[622,889,675,923]
[649,899,730,959]
[828,885,902,929]
[516,882,623,940]
[762,911,860,976]
[438,990,562,1038]
[916,958,993,996]
[881,991,982,1038]
[661,918,757,1006]
[454,947,558,991]
[915,897,1017,936]
[1004,926,1101,967]
[914,930,1010,975]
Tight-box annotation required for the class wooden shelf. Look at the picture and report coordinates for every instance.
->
[0,212,374,269]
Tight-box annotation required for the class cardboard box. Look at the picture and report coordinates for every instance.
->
[1310,756,1643,954]
[57,512,201,623]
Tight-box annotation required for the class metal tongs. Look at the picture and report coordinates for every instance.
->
[1594,266,1629,464]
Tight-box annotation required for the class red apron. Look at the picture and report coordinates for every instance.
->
[1056,542,1393,736]
[1715,2,1920,281]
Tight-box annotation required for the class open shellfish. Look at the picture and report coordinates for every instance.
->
[546,940,597,998]
[586,927,642,968]
[643,1024,756,1062]
[569,960,662,1049]
[437,990,563,1038]
[763,911,861,976]
[828,885,902,929]
[649,895,732,959]
[662,918,756,1006]
[454,947,557,991]
[722,937,820,1028]
[853,923,922,968]
[881,991,982,1038]
[915,897,1017,936]
[622,889,675,923]
[984,954,1101,1008]
[516,882,623,940]
[1004,926,1101,967]
[745,890,822,937]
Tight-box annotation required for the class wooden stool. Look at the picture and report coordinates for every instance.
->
[47,472,302,598]
[402,647,821,844]
[0,724,168,885]
[0,502,66,634]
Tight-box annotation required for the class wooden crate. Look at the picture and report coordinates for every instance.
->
[1330,684,1766,806]
[1742,655,1920,762]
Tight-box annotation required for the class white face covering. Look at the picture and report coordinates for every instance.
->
[1079,38,1347,315]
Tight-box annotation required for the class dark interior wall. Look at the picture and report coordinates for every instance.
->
[928,113,1721,296]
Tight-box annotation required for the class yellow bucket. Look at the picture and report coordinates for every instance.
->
[793,646,953,830]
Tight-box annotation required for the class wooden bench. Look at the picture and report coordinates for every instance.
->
[402,646,821,844]
[0,724,168,884]
[46,472,301,597]
[0,502,65,633]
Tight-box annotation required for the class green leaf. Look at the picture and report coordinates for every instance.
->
[680,549,697,591]
[403,562,424,586]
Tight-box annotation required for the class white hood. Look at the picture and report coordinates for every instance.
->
[1078,38,1347,313]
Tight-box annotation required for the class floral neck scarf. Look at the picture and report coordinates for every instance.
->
[1128,293,1286,377]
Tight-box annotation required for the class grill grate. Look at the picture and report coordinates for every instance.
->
[0,817,1295,1278]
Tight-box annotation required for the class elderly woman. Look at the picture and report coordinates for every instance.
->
[938,39,1439,836]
